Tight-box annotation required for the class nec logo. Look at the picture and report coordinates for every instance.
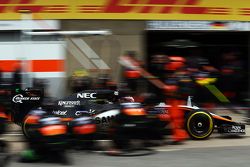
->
[77,93,97,99]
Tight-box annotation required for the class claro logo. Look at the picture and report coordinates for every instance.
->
[77,93,97,99]
[12,94,40,103]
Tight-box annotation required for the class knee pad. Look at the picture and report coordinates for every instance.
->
[23,110,67,148]
[0,113,7,134]
[70,116,96,140]
[22,109,46,139]
[38,116,67,147]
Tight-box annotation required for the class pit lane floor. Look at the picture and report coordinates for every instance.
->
[4,112,250,167]
[7,145,250,167]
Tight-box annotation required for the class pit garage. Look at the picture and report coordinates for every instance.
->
[146,21,250,104]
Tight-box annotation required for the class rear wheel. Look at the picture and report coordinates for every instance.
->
[185,110,214,140]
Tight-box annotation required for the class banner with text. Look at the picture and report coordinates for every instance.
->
[1,0,250,21]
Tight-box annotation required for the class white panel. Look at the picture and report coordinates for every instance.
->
[24,42,65,60]
[71,38,99,58]
[94,109,120,118]
[0,41,65,60]
[0,43,21,60]
[92,59,110,69]
[31,72,66,78]
[0,20,59,30]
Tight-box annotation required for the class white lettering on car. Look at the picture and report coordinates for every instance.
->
[77,93,97,99]
[52,110,67,116]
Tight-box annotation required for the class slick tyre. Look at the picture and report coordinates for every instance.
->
[185,110,214,140]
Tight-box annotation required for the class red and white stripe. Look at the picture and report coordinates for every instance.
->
[0,42,65,78]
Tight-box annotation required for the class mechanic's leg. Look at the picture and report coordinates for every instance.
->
[113,130,130,150]
[19,140,44,162]
[76,135,97,150]
[0,113,11,166]
[168,99,188,143]
[70,117,97,151]
[20,117,68,163]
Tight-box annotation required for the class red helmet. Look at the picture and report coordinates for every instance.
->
[165,56,186,71]
[124,70,140,79]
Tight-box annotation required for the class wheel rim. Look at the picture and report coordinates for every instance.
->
[187,112,213,139]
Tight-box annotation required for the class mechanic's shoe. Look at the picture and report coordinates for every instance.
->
[18,149,41,163]
[168,140,184,145]
[172,129,188,142]
[57,152,72,165]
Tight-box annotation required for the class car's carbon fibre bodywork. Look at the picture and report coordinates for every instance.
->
[12,89,245,140]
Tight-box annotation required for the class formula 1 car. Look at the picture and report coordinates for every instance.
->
[153,97,245,139]
[118,55,246,139]
[11,88,245,140]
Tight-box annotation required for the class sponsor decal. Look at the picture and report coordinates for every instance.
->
[94,109,119,125]
[58,100,80,107]
[79,0,232,15]
[75,110,95,116]
[229,129,245,133]
[114,91,119,96]
[123,124,136,127]
[52,110,67,116]
[0,0,249,21]
[88,109,96,115]
[95,115,115,125]
[0,0,69,14]
[75,110,88,116]
[77,93,96,99]
[75,111,82,116]
[12,94,40,103]
[229,125,245,133]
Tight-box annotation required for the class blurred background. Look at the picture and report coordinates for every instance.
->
[0,1,247,105]
[0,0,249,166]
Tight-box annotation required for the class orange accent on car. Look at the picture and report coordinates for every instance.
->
[61,117,73,122]
[73,124,96,134]
[122,108,146,116]
[212,115,233,122]
[0,112,7,119]
[40,125,67,136]
[25,115,40,124]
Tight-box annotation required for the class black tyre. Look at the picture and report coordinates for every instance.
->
[185,110,214,140]
[21,123,28,138]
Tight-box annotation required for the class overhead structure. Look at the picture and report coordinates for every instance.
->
[0,0,249,21]
[23,30,112,36]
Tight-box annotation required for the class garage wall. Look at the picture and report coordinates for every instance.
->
[0,41,66,98]
[62,20,146,81]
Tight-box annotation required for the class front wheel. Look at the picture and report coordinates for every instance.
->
[185,110,214,140]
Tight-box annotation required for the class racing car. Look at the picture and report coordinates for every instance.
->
[10,88,245,141]
[154,97,245,139]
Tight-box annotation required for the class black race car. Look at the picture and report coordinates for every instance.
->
[11,88,246,140]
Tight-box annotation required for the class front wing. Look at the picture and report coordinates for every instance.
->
[217,123,246,135]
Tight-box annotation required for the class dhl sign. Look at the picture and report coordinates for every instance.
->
[1,0,250,21]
